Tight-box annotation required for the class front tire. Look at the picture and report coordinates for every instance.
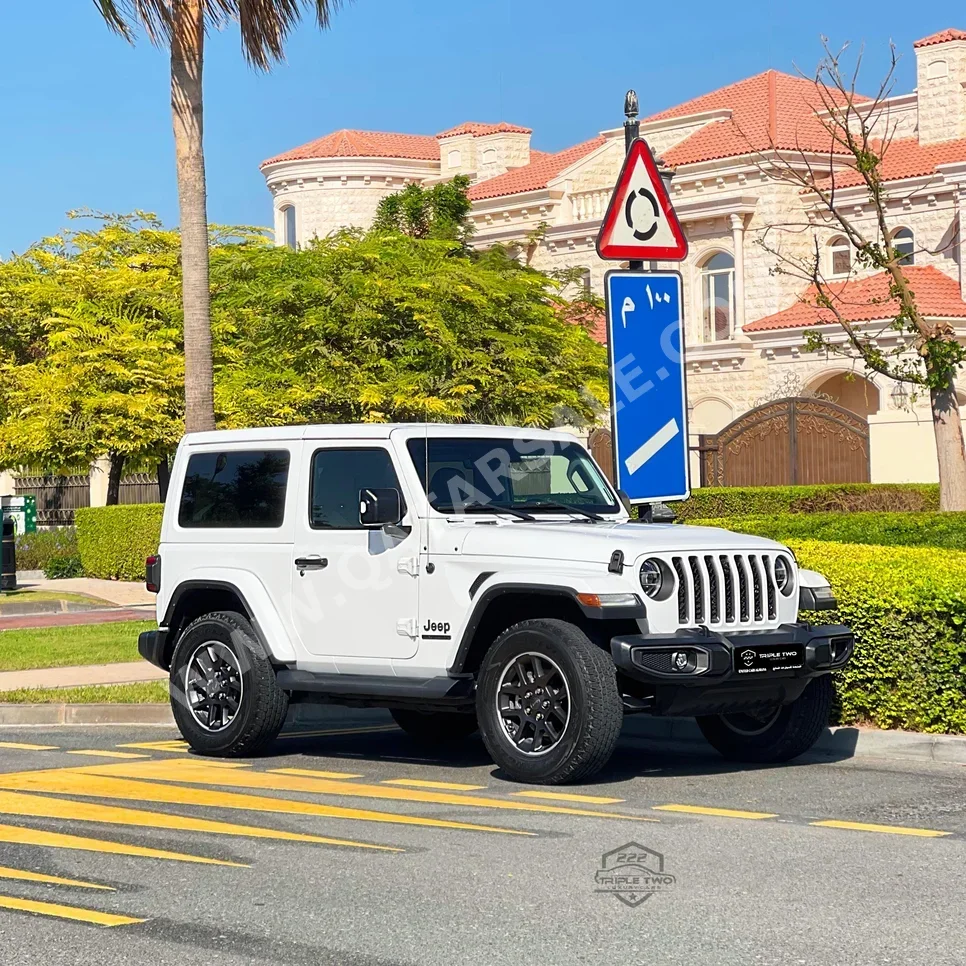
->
[696,674,833,763]
[390,709,478,743]
[170,611,288,757]
[476,618,623,784]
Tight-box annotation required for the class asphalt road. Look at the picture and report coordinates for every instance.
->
[0,708,962,966]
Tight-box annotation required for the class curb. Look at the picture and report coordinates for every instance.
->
[0,703,174,726]
[623,717,966,766]
[0,705,964,766]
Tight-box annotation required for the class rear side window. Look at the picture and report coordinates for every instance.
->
[178,450,290,528]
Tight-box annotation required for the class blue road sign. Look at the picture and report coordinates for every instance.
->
[605,270,689,503]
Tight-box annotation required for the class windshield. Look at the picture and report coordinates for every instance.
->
[406,436,620,515]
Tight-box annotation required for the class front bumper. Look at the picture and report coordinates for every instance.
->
[138,629,169,671]
[611,622,853,716]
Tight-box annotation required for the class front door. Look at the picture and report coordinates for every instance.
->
[290,444,419,663]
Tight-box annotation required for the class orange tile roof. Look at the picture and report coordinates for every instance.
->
[649,70,863,166]
[437,121,532,138]
[261,129,440,166]
[914,28,966,48]
[815,136,966,189]
[466,136,606,201]
[744,266,966,332]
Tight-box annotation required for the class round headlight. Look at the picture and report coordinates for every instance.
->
[639,558,664,599]
[774,555,794,596]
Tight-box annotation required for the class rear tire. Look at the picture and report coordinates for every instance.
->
[476,618,623,784]
[696,674,833,763]
[390,709,478,743]
[170,611,288,757]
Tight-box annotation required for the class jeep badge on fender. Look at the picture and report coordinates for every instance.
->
[137,423,853,784]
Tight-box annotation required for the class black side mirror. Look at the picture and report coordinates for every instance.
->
[617,489,633,515]
[359,488,402,527]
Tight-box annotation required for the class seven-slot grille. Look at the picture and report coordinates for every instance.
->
[671,553,779,627]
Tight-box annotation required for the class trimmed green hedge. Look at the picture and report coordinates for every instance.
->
[76,504,164,581]
[14,528,78,571]
[695,512,966,551]
[673,483,939,520]
[790,540,966,734]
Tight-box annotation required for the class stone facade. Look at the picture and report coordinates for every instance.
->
[260,30,966,484]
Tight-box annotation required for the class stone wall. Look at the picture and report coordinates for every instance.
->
[916,39,966,143]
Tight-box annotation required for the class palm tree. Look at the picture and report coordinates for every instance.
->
[93,1,343,433]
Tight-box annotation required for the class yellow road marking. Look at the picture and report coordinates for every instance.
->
[278,768,364,780]
[117,740,189,753]
[0,865,113,891]
[0,822,244,867]
[0,742,58,752]
[278,725,399,739]
[0,767,528,837]
[0,894,143,928]
[66,751,150,760]
[811,819,951,838]
[653,804,778,820]
[512,791,625,805]
[78,759,654,822]
[381,779,487,791]
[0,790,400,852]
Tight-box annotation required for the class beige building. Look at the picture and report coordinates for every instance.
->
[261,28,966,486]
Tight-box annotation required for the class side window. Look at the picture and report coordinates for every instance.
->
[310,448,403,529]
[179,450,290,528]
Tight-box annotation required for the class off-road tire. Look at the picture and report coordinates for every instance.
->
[696,674,833,763]
[170,611,289,757]
[390,709,478,743]
[476,618,623,784]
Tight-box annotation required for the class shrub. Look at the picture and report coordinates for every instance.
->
[673,483,939,520]
[43,555,85,579]
[75,504,164,581]
[694,512,966,550]
[14,527,78,571]
[789,540,966,734]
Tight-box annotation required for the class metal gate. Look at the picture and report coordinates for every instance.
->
[696,397,870,487]
[588,428,615,483]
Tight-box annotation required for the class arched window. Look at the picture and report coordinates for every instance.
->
[700,252,735,342]
[892,228,914,266]
[829,236,851,277]
[282,205,297,250]
[447,148,461,168]
[482,147,497,165]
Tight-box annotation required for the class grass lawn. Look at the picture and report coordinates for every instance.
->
[0,590,111,606]
[0,620,154,671]
[0,682,168,703]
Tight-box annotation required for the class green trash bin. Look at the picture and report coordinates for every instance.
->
[0,495,36,536]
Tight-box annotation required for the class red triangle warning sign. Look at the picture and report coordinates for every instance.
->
[596,138,688,261]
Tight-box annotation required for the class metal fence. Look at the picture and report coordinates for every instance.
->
[14,474,90,526]
[118,473,161,505]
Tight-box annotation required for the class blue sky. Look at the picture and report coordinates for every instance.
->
[0,2,956,254]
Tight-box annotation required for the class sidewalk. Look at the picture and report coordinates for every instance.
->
[0,660,167,691]
[16,576,155,607]
[0,607,153,631]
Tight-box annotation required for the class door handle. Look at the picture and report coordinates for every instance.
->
[294,555,328,573]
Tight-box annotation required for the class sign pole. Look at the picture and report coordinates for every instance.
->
[623,91,644,274]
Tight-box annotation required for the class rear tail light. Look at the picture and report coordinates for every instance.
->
[145,554,161,593]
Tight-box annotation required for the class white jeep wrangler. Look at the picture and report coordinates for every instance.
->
[139,423,853,784]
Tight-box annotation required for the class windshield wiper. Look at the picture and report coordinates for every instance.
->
[517,501,604,522]
[450,502,536,521]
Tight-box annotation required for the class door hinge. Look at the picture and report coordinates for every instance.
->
[397,556,420,577]
[396,617,418,638]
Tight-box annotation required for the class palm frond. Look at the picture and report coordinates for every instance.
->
[236,0,343,69]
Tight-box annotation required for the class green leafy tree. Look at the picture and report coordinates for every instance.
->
[212,230,607,428]
[94,0,345,434]
[371,175,474,244]
[0,212,188,501]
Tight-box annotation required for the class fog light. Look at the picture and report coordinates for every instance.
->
[671,650,690,671]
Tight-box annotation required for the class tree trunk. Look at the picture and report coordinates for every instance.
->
[171,0,215,433]
[157,458,172,503]
[931,374,966,511]
[107,453,126,507]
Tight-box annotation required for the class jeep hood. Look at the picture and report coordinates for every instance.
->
[454,521,790,565]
